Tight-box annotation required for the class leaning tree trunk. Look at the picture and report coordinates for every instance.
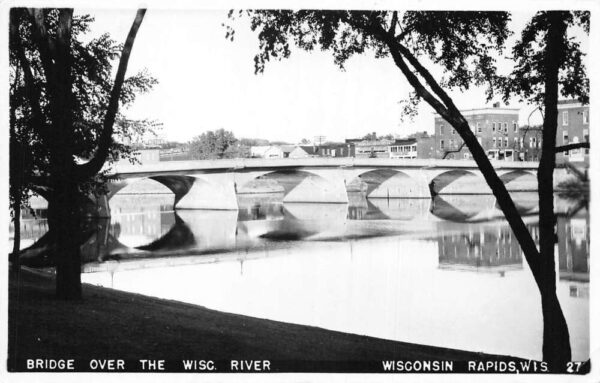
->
[537,11,571,370]
[360,15,572,368]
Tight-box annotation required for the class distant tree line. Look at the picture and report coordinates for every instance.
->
[187,129,299,159]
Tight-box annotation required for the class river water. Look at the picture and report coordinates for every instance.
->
[12,185,590,361]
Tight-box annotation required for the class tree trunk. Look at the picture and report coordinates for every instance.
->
[541,289,571,370]
[10,194,22,272]
[48,178,82,300]
[537,11,571,369]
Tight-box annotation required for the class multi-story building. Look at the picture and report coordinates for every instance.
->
[433,103,520,160]
[433,100,590,163]
[556,99,590,164]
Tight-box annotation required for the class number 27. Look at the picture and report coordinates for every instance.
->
[566,362,583,373]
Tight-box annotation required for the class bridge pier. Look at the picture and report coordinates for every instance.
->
[283,171,349,204]
[176,173,239,210]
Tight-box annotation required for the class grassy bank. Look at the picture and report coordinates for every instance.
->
[9,269,521,368]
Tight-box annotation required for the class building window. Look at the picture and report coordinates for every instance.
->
[463,153,470,159]
[562,111,569,126]
[440,125,444,134]
[476,122,482,133]
[584,129,589,154]
[492,122,496,132]
[503,123,508,133]
[520,137,524,149]
[452,128,456,135]
[505,137,509,147]
[492,138,497,148]
[583,110,589,124]
[440,140,444,149]
[513,121,517,132]
[563,131,569,144]
[514,137,518,147]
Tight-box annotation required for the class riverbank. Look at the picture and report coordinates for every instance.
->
[9,268,523,371]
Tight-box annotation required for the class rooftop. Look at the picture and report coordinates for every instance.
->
[434,106,519,118]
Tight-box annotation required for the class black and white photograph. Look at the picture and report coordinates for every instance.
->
[1,0,597,380]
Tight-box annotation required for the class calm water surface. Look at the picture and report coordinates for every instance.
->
[13,186,590,361]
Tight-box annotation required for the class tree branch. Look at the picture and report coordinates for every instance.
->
[342,13,460,124]
[387,30,461,116]
[351,13,461,115]
[388,11,398,35]
[555,142,589,152]
[442,142,467,159]
[73,9,146,180]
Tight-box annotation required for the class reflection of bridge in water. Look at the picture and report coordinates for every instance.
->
[18,191,588,283]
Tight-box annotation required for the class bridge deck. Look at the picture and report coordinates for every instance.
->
[110,157,539,177]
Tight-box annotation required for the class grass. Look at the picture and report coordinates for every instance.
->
[8,268,523,371]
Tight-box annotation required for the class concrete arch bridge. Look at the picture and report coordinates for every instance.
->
[97,157,540,216]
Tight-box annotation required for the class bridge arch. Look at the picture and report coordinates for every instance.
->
[237,169,348,203]
[107,176,193,205]
[429,169,489,195]
[347,169,421,198]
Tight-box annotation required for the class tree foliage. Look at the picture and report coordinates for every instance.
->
[227,10,509,101]
[498,11,589,105]
[9,9,157,206]
[189,129,240,159]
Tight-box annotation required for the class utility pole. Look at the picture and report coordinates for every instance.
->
[313,135,326,146]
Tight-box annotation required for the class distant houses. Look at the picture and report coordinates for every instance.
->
[250,145,293,159]
[151,99,589,164]
[251,144,355,158]
[245,136,436,160]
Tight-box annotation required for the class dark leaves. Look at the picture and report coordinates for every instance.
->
[10,9,158,202]
[498,11,588,105]
[228,9,510,96]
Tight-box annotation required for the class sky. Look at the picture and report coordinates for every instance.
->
[79,8,589,144]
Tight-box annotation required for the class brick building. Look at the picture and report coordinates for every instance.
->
[389,133,435,159]
[556,99,590,164]
[434,104,520,160]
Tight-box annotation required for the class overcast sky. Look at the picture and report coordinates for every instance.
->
[79,9,589,144]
